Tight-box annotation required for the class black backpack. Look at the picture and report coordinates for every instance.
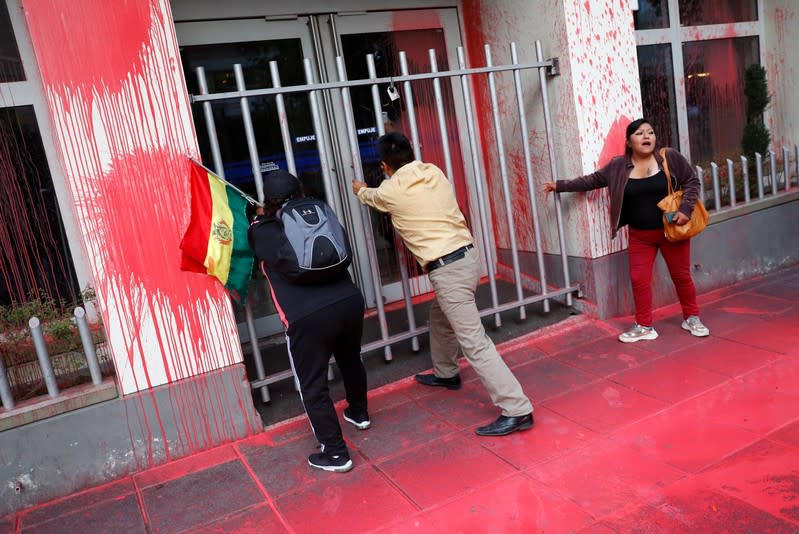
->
[272,198,352,284]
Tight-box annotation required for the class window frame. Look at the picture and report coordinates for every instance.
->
[634,0,765,162]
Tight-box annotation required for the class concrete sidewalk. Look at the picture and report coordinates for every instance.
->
[3,266,799,533]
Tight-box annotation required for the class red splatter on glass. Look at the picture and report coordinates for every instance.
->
[637,43,679,150]
[0,106,79,306]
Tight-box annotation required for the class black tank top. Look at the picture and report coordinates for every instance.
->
[619,170,668,230]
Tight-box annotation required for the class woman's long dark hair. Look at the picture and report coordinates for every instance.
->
[624,118,655,156]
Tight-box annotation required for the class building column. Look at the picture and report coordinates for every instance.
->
[20,0,250,399]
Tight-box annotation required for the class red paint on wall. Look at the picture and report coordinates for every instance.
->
[597,115,632,168]
[25,0,153,95]
[21,0,256,462]
[460,0,502,243]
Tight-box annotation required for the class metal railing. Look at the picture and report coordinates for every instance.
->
[0,307,109,413]
[190,40,580,403]
[698,145,798,212]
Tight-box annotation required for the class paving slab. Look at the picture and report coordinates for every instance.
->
[7,265,799,534]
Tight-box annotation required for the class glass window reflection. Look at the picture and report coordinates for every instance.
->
[0,1,25,82]
[683,36,759,164]
[637,44,678,151]
[679,0,758,26]
[634,0,670,30]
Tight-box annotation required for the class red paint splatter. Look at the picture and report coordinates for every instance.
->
[461,0,501,241]
[391,9,441,32]
[24,0,153,95]
[21,0,257,463]
[598,116,632,168]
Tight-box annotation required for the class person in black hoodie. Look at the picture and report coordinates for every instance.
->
[249,169,368,473]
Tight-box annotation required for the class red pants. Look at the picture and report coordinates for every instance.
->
[627,228,699,326]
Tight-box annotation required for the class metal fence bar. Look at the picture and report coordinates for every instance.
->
[457,46,502,327]
[74,307,102,386]
[196,67,224,174]
[429,49,457,195]
[726,159,736,208]
[741,156,750,203]
[398,52,422,158]
[354,284,580,357]
[190,62,556,103]
[303,59,340,217]
[536,40,572,306]
[783,146,791,192]
[696,166,705,203]
[234,64,265,203]
[0,357,15,410]
[233,64,272,404]
[770,150,778,195]
[336,55,393,362]
[511,42,549,313]
[269,61,297,176]
[485,44,525,321]
[29,317,59,397]
[710,162,721,210]
[756,152,764,199]
[367,54,419,352]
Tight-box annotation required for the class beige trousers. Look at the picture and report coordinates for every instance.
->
[427,247,533,417]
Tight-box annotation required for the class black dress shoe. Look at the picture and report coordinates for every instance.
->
[475,414,534,436]
[414,373,462,390]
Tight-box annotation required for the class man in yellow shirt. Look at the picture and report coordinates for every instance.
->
[352,132,533,436]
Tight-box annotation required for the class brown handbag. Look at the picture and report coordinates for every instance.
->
[656,148,708,241]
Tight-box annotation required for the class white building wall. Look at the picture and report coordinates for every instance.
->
[460,0,642,259]
[763,0,799,148]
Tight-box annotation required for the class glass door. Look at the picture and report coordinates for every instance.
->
[175,9,476,340]
[320,9,477,302]
[176,18,330,341]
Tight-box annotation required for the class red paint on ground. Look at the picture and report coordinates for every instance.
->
[6,266,799,531]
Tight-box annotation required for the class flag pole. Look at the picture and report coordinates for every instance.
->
[190,157,262,206]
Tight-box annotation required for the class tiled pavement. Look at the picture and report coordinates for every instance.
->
[4,266,799,533]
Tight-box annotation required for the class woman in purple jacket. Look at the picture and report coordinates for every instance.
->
[543,118,710,343]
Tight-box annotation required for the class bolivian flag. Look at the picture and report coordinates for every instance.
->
[180,160,253,303]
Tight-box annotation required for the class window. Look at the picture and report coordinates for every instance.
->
[0,0,24,82]
[634,0,669,30]
[683,36,759,163]
[0,106,80,306]
[637,43,678,150]
[634,0,762,164]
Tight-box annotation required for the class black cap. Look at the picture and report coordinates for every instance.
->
[263,169,300,202]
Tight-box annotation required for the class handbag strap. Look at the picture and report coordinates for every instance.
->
[660,147,674,195]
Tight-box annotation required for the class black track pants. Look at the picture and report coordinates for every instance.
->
[286,293,367,456]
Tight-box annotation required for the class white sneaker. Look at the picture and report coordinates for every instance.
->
[618,323,659,343]
[682,316,710,337]
[343,408,371,430]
